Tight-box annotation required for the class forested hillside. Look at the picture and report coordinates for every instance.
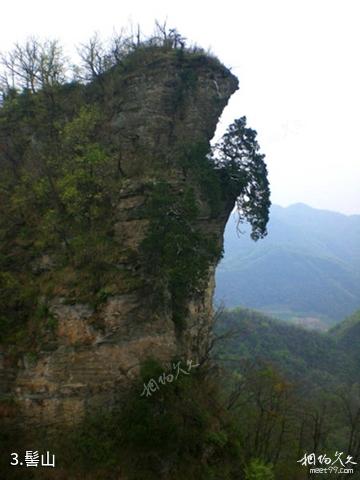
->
[213,307,360,479]
[216,203,360,327]
[216,307,359,386]
[330,309,360,366]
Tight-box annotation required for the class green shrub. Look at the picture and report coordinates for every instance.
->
[51,358,243,480]
[141,182,221,330]
[245,459,275,480]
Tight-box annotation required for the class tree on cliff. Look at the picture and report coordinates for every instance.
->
[0,39,68,95]
[215,116,271,240]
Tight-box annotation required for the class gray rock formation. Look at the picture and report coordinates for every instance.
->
[0,49,238,428]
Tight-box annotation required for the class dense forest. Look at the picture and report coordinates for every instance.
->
[213,307,360,478]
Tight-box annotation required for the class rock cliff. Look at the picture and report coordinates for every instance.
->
[0,47,238,429]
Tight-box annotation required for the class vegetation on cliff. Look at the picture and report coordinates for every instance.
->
[0,26,274,480]
[6,305,359,479]
[0,26,270,342]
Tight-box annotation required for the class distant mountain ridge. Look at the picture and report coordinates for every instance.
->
[215,203,360,326]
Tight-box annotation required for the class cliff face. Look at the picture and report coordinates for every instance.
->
[0,49,238,428]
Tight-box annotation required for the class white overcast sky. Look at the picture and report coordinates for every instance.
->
[1,0,359,214]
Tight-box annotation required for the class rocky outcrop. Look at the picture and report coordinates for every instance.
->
[0,49,238,428]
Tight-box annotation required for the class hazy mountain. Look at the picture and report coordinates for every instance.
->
[215,203,360,327]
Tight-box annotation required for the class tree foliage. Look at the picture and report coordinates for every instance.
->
[214,116,271,240]
[0,23,195,100]
[0,38,68,97]
[245,459,275,480]
[215,307,360,479]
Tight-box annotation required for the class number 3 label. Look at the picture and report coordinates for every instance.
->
[10,453,19,465]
